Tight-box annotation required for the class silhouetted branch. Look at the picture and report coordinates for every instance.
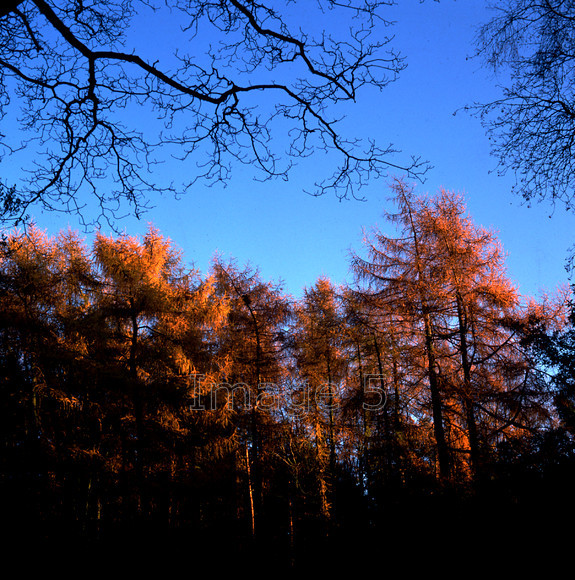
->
[0,0,428,229]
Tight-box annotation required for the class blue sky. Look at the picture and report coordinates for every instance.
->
[17,0,575,300]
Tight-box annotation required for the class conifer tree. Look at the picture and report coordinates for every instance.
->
[290,276,348,522]
[351,180,561,483]
[351,181,453,481]
[209,256,292,536]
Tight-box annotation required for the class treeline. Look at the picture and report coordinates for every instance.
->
[1,180,574,563]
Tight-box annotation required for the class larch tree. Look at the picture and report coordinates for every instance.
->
[0,226,81,452]
[91,225,195,483]
[416,188,522,480]
[351,180,454,482]
[352,180,564,484]
[421,188,568,482]
[0,225,109,531]
[340,282,423,494]
[209,256,292,537]
[290,276,348,522]
[515,290,575,436]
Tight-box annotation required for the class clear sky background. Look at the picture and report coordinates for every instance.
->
[20,0,575,300]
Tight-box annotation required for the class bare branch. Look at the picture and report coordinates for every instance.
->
[0,0,428,229]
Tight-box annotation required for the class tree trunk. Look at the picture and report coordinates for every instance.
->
[423,310,451,481]
[402,188,451,482]
[129,311,144,466]
[245,444,256,537]
[356,340,369,492]
[456,294,481,480]
[313,415,331,523]
[246,299,263,535]
[373,334,393,481]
